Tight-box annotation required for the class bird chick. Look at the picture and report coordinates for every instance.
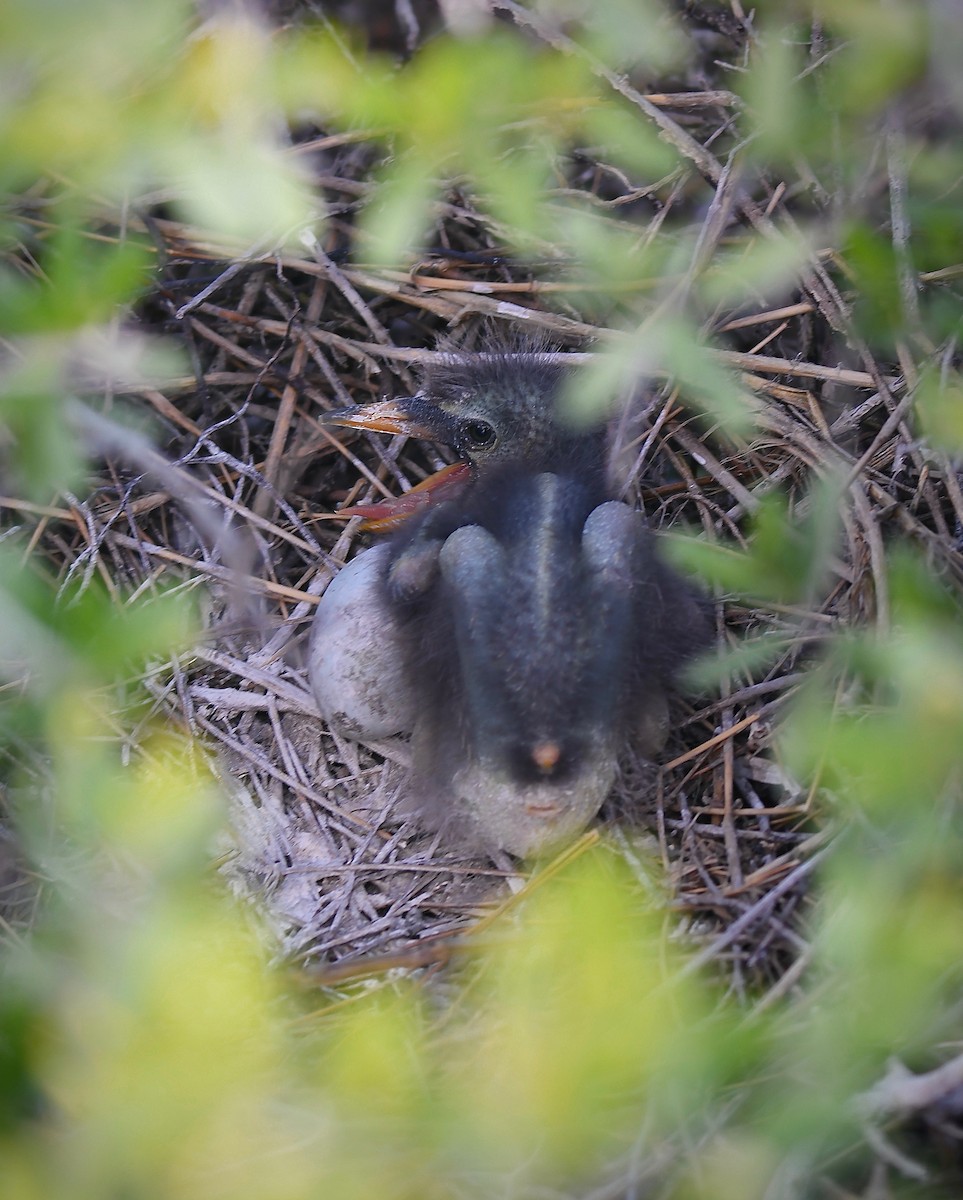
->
[310,347,711,856]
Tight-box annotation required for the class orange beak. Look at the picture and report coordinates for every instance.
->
[322,398,439,440]
[336,462,471,532]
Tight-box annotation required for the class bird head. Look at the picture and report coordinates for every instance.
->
[324,352,606,478]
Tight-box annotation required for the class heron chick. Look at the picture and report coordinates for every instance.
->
[310,347,711,856]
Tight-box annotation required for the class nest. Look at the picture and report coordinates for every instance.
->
[4,2,963,1011]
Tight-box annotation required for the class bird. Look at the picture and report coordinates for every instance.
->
[308,342,712,857]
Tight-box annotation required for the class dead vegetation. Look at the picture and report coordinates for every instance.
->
[3,3,962,1027]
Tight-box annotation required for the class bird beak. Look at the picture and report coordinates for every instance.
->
[337,461,470,531]
[323,395,468,529]
[322,397,441,441]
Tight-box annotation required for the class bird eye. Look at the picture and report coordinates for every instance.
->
[462,420,497,450]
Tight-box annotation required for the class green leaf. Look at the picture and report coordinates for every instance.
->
[537,0,685,72]
[842,222,904,347]
[560,318,755,435]
[915,366,963,453]
[818,0,927,114]
[359,156,437,268]
[0,551,196,696]
[581,102,679,180]
[701,230,813,308]
[740,24,813,166]
[658,315,756,434]
[0,228,153,335]
[667,477,842,606]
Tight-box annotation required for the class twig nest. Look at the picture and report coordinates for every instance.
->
[308,545,415,739]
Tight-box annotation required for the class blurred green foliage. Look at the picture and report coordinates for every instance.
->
[2,0,963,1196]
[671,475,843,606]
